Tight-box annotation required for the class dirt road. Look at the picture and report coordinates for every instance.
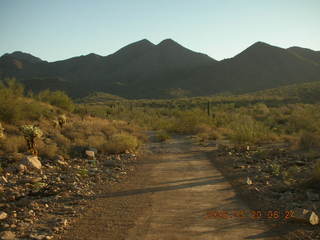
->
[60,136,284,240]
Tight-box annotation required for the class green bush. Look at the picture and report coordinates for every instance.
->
[102,133,139,153]
[228,115,273,144]
[37,90,74,112]
[170,110,212,134]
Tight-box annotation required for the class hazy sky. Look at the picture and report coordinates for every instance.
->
[1,0,319,62]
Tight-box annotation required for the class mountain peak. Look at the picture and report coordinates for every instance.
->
[1,51,43,63]
[251,41,273,48]
[112,39,155,56]
[158,38,180,47]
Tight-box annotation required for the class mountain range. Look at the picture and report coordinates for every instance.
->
[0,39,319,99]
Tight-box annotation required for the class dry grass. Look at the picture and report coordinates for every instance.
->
[0,114,144,160]
[299,131,320,150]
[102,133,139,153]
[0,135,27,154]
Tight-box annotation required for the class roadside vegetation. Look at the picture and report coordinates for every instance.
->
[75,81,320,187]
[0,78,143,163]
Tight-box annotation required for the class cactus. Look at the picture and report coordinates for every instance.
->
[58,114,67,128]
[0,122,4,139]
[20,125,43,156]
[52,119,59,128]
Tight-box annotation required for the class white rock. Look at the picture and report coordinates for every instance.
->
[310,212,319,225]
[85,150,95,159]
[17,164,27,172]
[246,177,253,185]
[1,176,8,183]
[21,156,42,170]
[0,211,7,220]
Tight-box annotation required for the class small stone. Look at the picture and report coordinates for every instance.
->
[1,176,8,183]
[17,164,27,172]
[57,160,68,166]
[0,212,8,220]
[30,234,47,240]
[310,212,319,225]
[0,231,15,240]
[88,147,98,154]
[85,150,95,159]
[246,177,253,185]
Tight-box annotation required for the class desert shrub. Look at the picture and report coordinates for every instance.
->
[227,115,273,144]
[102,133,139,153]
[252,103,270,115]
[37,90,74,112]
[0,135,27,153]
[37,141,58,159]
[287,106,320,133]
[156,130,171,142]
[170,110,212,134]
[299,131,320,150]
[87,135,106,149]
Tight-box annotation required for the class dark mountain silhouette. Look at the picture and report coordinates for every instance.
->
[287,46,320,65]
[0,40,319,98]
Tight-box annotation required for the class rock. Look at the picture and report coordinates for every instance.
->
[85,150,95,159]
[1,176,8,183]
[0,231,16,240]
[57,160,68,166]
[30,234,48,240]
[292,208,319,225]
[87,147,98,154]
[310,212,319,225]
[246,177,253,185]
[17,164,27,172]
[21,155,42,170]
[0,211,7,220]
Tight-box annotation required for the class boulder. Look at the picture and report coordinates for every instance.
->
[0,231,15,240]
[21,156,42,171]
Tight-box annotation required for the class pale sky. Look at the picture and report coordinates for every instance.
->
[1,0,319,62]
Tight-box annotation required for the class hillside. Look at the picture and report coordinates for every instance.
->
[0,40,319,99]
[250,80,320,103]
